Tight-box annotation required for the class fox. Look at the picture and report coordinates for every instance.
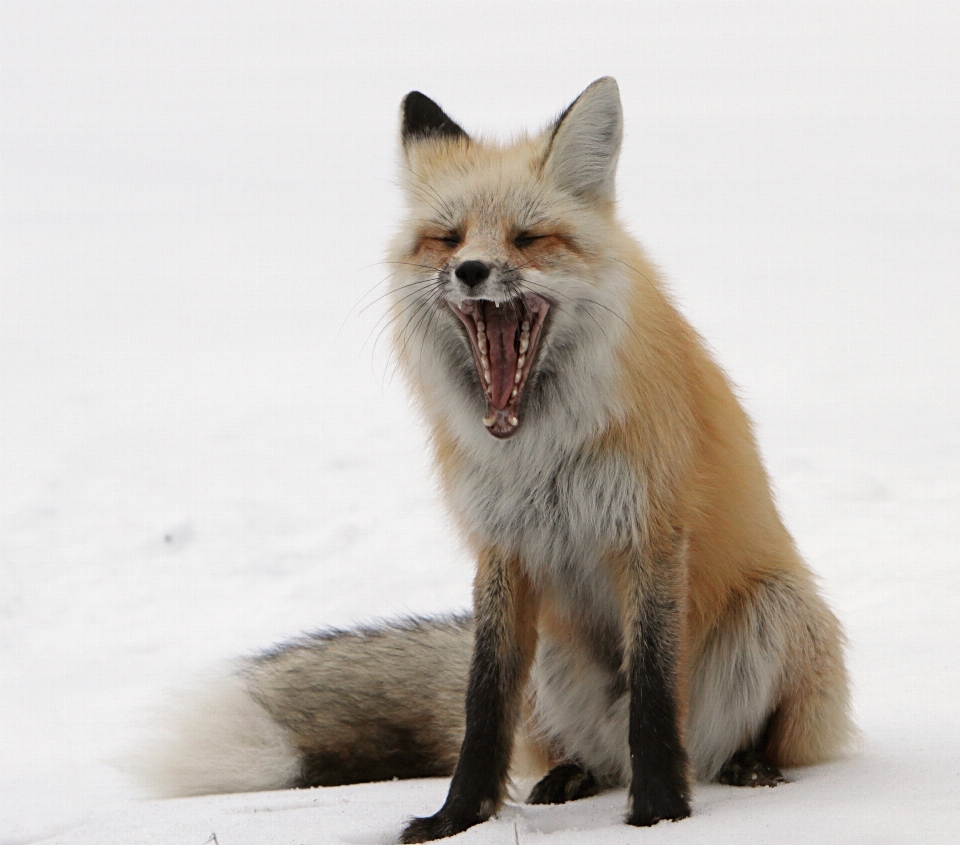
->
[134,78,853,842]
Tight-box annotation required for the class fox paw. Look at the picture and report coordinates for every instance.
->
[528,763,600,805]
[716,750,788,788]
[626,790,691,827]
[399,811,477,844]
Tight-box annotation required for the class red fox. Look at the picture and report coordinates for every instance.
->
[135,78,853,843]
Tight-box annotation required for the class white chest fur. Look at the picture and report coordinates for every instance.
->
[444,421,646,627]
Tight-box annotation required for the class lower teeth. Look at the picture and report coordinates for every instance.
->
[480,413,520,429]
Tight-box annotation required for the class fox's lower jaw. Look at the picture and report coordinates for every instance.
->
[449,293,550,439]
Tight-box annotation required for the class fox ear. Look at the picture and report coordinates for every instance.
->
[401,92,469,149]
[542,77,623,202]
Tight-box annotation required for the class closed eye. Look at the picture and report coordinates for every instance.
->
[435,234,461,248]
[513,233,544,249]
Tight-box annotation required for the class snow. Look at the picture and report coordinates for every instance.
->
[2,2,959,843]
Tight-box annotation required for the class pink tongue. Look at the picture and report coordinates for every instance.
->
[483,305,519,409]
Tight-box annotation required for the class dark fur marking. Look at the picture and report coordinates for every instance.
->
[297,723,453,788]
[528,762,600,805]
[402,92,468,147]
[626,600,691,827]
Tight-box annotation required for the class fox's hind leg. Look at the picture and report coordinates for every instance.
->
[714,576,852,788]
[761,580,854,771]
[687,570,853,783]
[527,762,601,805]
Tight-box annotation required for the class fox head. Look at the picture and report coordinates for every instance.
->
[389,78,639,447]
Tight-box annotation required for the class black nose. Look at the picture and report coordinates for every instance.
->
[455,260,491,288]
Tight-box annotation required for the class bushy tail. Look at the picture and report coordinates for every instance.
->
[128,615,473,797]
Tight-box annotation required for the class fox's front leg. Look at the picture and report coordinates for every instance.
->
[622,539,692,826]
[400,552,538,844]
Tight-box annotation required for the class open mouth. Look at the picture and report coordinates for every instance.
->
[449,293,550,438]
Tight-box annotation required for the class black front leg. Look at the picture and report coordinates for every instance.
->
[400,555,537,844]
[626,580,691,826]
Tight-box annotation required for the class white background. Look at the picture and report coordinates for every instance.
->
[1,2,959,843]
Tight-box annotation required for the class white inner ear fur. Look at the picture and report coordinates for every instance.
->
[542,76,623,203]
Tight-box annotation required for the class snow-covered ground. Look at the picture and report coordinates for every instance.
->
[2,3,959,843]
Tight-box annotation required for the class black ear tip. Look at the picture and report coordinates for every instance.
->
[401,91,468,145]
[401,91,429,114]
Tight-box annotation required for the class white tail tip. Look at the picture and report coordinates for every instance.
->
[122,668,301,798]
